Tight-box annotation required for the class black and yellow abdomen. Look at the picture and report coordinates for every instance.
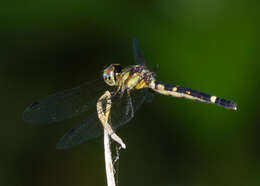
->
[150,80,237,110]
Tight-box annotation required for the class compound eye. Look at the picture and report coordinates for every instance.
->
[114,65,122,74]
[103,64,120,86]
[103,74,108,80]
[109,71,114,79]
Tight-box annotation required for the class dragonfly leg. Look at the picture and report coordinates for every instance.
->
[127,90,134,119]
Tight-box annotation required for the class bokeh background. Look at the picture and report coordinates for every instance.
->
[1,0,259,185]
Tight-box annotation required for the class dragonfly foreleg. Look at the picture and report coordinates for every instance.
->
[126,90,134,119]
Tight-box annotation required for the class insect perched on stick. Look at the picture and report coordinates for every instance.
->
[23,36,237,149]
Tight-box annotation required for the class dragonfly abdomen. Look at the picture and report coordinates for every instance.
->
[149,80,237,110]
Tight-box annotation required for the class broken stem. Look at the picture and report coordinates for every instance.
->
[97,90,126,186]
[104,129,116,186]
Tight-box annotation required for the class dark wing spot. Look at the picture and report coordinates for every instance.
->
[29,101,39,108]
[65,128,76,136]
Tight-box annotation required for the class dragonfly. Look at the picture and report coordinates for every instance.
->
[23,36,237,149]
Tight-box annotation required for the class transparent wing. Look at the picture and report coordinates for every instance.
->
[109,88,152,130]
[23,78,115,125]
[56,88,153,149]
[56,112,103,149]
[132,35,147,65]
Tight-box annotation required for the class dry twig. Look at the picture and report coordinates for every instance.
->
[96,91,126,186]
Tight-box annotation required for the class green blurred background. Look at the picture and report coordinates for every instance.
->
[1,0,259,185]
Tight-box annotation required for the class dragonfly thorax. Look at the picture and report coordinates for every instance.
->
[103,64,123,86]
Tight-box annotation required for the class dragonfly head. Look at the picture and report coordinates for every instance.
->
[103,64,123,86]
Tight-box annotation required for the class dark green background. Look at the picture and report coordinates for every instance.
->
[1,0,259,185]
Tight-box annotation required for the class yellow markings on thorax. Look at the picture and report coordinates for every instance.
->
[172,87,177,92]
[121,72,130,83]
[127,73,141,88]
[121,71,148,90]
[135,79,148,89]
